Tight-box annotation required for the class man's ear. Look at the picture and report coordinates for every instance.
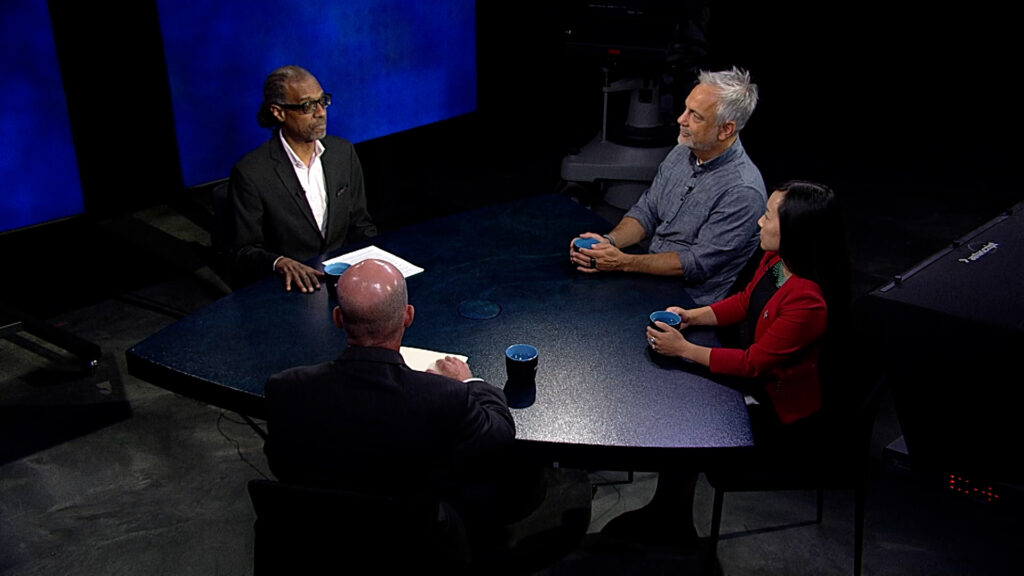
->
[404,304,415,328]
[270,104,286,124]
[332,306,345,330]
[718,120,736,141]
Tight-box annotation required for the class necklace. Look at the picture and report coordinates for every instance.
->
[772,261,789,287]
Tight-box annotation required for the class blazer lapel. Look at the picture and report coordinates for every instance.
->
[321,144,336,240]
[320,140,348,244]
[269,135,321,235]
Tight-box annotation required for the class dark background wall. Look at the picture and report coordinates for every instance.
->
[42,1,1024,222]
[5,1,1021,317]
[48,2,182,217]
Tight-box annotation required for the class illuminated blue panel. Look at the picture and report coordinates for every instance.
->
[0,2,84,233]
[157,0,476,187]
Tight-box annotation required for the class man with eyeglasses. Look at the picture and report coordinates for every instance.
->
[227,65,377,292]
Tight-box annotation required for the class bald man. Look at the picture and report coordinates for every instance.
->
[263,259,518,561]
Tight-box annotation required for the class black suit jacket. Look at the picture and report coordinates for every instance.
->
[264,346,516,496]
[227,133,377,286]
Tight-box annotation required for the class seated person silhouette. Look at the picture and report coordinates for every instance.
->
[227,65,377,292]
[569,67,766,306]
[603,180,852,549]
[264,259,534,566]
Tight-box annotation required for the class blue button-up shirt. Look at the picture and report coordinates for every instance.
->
[625,138,766,305]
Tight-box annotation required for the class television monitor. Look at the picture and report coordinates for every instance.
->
[156,0,477,188]
[0,2,84,234]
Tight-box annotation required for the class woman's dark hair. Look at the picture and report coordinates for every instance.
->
[775,180,853,418]
[775,180,851,316]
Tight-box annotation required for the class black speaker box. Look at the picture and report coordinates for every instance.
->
[867,201,1024,483]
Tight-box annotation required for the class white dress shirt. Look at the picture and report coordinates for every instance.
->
[278,131,328,237]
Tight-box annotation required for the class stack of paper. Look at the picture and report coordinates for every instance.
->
[400,346,468,372]
[322,245,424,278]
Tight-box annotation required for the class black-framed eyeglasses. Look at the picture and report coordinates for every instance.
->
[276,94,331,115]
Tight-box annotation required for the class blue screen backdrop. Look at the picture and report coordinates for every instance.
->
[156,0,476,188]
[0,1,84,234]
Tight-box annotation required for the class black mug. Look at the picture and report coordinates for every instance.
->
[504,344,538,408]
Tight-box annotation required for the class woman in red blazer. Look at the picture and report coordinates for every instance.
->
[648,180,851,430]
[603,180,852,547]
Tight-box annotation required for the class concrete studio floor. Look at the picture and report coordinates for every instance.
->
[2,178,1021,574]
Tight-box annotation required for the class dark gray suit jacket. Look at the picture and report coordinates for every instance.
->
[264,346,516,495]
[227,133,377,286]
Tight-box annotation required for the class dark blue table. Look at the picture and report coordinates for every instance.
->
[127,194,752,469]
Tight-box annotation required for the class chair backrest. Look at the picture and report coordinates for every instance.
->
[817,296,885,465]
[209,180,231,254]
[715,246,766,348]
[207,180,237,287]
[727,246,765,296]
[247,479,470,575]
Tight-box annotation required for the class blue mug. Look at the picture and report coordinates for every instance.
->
[323,262,351,297]
[324,262,350,276]
[573,237,599,251]
[649,310,682,331]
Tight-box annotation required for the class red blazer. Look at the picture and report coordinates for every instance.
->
[708,252,827,425]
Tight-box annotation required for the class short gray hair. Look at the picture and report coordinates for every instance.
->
[698,66,758,132]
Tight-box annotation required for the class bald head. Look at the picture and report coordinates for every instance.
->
[333,259,413,348]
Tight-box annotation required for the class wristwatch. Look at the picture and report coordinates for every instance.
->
[601,234,617,247]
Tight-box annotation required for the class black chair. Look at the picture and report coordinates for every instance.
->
[727,246,765,296]
[704,372,885,576]
[715,246,765,349]
[487,466,593,575]
[247,479,471,575]
[208,180,235,285]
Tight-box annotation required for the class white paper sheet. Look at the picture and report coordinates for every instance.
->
[399,346,468,373]
[322,245,424,278]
